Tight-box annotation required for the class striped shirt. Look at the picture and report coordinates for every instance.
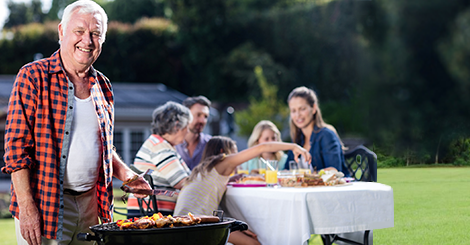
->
[1,50,115,240]
[133,134,191,187]
[174,168,230,216]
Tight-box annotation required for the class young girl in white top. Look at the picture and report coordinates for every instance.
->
[174,136,311,245]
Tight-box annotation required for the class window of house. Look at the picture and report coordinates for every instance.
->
[130,131,144,162]
[114,129,148,165]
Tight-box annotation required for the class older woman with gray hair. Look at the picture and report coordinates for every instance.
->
[129,101,193,215]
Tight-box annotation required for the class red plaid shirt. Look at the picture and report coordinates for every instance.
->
[2,50,116,240]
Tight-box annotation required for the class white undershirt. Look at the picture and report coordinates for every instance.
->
[64,96,102,192]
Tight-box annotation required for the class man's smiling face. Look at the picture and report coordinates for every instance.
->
[59,10,103,72]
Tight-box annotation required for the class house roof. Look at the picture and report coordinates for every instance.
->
[112,83,187,120]
[113,83,187,107]
[0,75,188,120]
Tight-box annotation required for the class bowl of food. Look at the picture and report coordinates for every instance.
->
[277,171,298,187]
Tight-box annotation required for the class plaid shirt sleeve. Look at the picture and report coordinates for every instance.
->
[2,54,67,239]
[3,65,39,173]
[91,70,115,224]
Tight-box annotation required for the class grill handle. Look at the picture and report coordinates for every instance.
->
[76,233,101,242]
[229,220,248,233]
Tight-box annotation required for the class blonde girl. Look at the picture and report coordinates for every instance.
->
[241,120,288,173]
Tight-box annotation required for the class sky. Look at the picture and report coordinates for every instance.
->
[0,0,53,29]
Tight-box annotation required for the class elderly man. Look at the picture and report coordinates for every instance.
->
[1,1,150,244]
[175,96,212,170]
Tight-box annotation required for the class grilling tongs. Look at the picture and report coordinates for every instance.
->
[120,169,177,197]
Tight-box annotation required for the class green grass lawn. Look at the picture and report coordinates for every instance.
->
[309,167,470,245]
[373,167,470,245]
[1,167,469,245]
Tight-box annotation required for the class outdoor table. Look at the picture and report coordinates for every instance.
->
[220,182,394,245]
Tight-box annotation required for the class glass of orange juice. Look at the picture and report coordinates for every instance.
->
[258,158,267,175]
[259,168,266,175]
[265,160,279,187]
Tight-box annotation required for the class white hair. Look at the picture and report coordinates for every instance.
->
[59,0,108,44]
[151,102,193,135]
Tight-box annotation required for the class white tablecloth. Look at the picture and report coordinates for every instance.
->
[220,182,394,245]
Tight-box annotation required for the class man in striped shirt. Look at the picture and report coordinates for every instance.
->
[1,1,150,244]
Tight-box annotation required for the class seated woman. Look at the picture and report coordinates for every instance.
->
[285,86,350,175]
[240,120,288,174]
[127,101,192,217]
[174,136,310,245]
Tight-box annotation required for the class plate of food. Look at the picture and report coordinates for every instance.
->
[229,175,266,187]
[295,170,349,187]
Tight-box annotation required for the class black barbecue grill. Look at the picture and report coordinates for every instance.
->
[77,217,247,245]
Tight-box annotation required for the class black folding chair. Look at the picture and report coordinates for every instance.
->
[344,145,377,182]
[321,145,377,245]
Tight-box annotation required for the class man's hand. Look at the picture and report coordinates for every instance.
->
[112,150,151,198]
[124,175,152,199]
[11,169,42,245]
[18,200,42,245]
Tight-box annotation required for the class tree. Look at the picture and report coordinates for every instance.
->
[354,0,470,162]
[45,0,107,21]
[234,66,289,138]
[4,0,45,28]
[105,0,165,23]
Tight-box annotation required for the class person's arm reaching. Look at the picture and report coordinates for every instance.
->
[217,142,311,176]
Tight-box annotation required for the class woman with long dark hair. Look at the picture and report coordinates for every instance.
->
[286,86,349,174]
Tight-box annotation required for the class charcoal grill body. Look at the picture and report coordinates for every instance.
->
[77,218,247,245]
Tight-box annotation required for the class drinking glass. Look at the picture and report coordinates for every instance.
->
[289,160,299,170]
[258,158,266,175]
[265,160,279,187]
[297,155,311,175]
[298,168,311,175]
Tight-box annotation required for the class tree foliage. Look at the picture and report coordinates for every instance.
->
[104,0,166,23]
[358,0,470,162]
[4,0,45,28]
[0,18,178,86]
[234,66,289,137]
[0,21,59,72]
[4,0,470,163]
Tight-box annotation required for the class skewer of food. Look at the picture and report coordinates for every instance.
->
[116,212,220,230]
